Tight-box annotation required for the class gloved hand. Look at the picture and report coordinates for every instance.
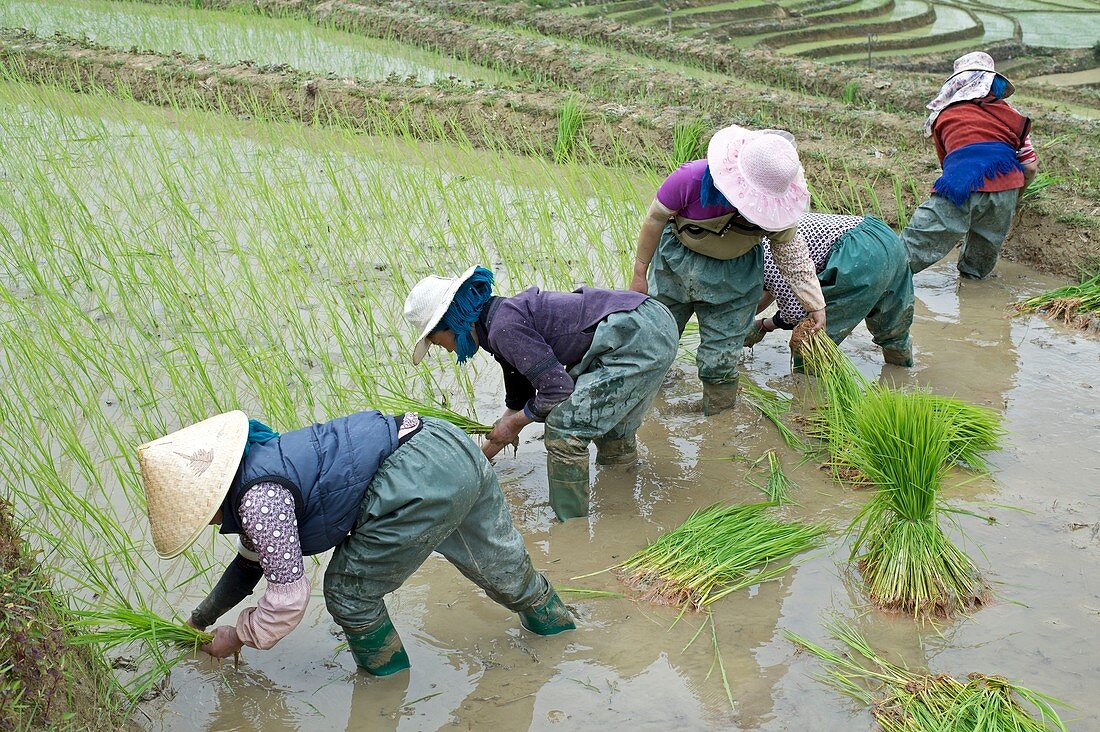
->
[201,625,244,659]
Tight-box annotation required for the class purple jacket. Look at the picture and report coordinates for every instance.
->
[475,287,648,421]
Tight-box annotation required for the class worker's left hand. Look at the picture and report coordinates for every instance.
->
[201,625,244,659]
[808,308,826,332]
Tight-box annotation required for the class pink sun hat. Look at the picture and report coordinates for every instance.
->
[706,125,809,232]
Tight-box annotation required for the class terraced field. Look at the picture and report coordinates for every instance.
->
[580,0,1100,61]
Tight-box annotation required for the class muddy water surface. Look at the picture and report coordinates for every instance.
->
[146,260,1100,731]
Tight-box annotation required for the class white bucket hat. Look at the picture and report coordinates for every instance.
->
[403,265,481,365]
[706,124,809,232]
[138,411,249,559]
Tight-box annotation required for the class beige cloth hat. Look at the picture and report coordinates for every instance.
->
[138,411,249,559]
[403,264,480,365]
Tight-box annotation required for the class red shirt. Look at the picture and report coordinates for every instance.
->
[933,100,1033,192]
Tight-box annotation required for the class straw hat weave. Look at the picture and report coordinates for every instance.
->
[138,411,249,559]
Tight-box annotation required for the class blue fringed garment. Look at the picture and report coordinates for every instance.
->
[699,164,732,209]
[934,141,1023,207]
[242,418,280,457]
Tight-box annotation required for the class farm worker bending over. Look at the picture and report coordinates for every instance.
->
[745,213,915,368]
[137,410,574,676]
[630,124,826,414]
[902,52,1038,280]
[403,266,678,521]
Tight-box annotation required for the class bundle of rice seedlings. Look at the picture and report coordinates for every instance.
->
[369,393,492,434]
[740,378,808,451]
[614,502,825,610]
[845,389,987,616]
[1016,267,1100,330]
[784,620,1069,732]
[70,604,214,698]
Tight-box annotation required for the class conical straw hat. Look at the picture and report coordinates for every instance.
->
[138,411,249,559]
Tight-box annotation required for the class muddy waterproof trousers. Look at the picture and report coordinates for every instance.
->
[324,417,550,634]
[543,298,678,520]
[648,224,763,410]
[818,216,914,358]
[901,189,1018,279]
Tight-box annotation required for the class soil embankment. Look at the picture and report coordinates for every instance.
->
[0,500,126,731]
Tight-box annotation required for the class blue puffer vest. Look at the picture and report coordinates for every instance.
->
[218,411,398,555]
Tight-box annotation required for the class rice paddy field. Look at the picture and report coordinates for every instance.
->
[578,0,1100,60]
[1,1,1099,730]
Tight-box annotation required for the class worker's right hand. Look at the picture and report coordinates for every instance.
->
[201,625,244,659]
[808,308,826,332]
[629,271,648,295]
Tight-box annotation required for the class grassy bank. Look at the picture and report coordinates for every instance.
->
[0,501,127,731]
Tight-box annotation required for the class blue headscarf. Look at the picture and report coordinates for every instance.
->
[700,164,731,209]
[435,266,494,363]
[990,75,1008,100]
[242,418,279,457]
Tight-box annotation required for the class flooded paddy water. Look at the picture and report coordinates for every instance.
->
[1,80,1099,732]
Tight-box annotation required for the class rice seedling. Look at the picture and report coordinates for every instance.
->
[1016,266,1100,330]
[672,118,708,165]
[1019,171,1060,205]
[611,502,825,610]
[784,619,1069,732]
[923,393,1005,471]
[759,450,795,504]
[554,95,585,164]
[740,378,808,452]
[844,389,987,616]
[367,392,494,434]
[557,586,624,598]
[69,604,214,700]
[796,328,870,478]
[70,605,213,651]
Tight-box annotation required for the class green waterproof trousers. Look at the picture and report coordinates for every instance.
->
[543,298,679,520]
[648,224,763,387]
[324,418,550,633]
[818,216,914,357]
[901,189,1018,279]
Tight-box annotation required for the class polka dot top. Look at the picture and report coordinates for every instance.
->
[762,213,863,326]
[238,482,304,585]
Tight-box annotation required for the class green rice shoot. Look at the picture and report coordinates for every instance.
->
[368,392,493,435]
[845,388,987,616]
[1016,266,1100,331]
[740,378,808,452]
[69,604,214,699]
[784,619,1069,732]
[751,450,795,504]
[614,502,825,610]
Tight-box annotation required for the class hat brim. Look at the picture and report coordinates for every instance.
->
[139,411,249,559]
[410,264,480,365]
[946,68,1015,98]
[706,126,810,231]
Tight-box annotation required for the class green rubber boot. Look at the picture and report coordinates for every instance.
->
[701,376,739,416]
[547,457,590,521]
[594,434,638,466]
[882,345,914,367]
[519,589,576,636]
[345,618,410,676]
